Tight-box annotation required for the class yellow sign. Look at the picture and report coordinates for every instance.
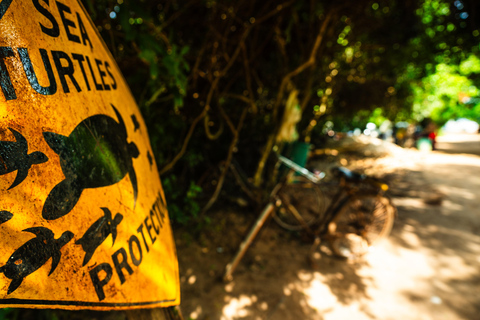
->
[0,0,180,310]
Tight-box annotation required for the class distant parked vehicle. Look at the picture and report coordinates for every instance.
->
[443,118,479,134]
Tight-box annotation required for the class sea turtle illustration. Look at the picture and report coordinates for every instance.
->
[0,210,13,224]
[75,207,123,266]
[0,227,74,294]
[131,114,140,132]
[0,128,48,190]
[0,0,13,21]
[147,151,153,168]
[42,104,139,220]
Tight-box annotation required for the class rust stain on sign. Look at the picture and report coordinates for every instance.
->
[0,0,180,310]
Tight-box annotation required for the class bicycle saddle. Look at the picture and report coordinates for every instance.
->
[331,166,365,182]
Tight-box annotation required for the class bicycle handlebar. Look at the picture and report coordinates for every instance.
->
[277,155,325,183]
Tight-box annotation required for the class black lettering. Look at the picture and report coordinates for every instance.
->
[56,1,80,43]
[86,56,102,90]
[128,235,143,266]
[18,48,57,95]
[159,205,166,223]
[111,248,133,284]
[150,209,160,235]
[151,201,164,229]
[137,224,149,252]
[104,62,116,90]
[89,263,113,301]
[154,199,166,224]
[51,50,81,93]
[0,47,16,100]
[158,192,167,211]
[33,0,60,37]
[144,216,157,245]
[95,59,110,90]
[71,53,90,91]
[76,12,92,48]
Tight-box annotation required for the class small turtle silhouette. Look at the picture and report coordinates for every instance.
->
[0,0,13,21]
[0,210,13,224]
[75,207,123,266]
[0,227,74,294]
[42,104,139,220]
[147,151,153,168]
[0,128,48,190]
[131,114,140,132]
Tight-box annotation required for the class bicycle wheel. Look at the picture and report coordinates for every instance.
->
[329,194,395,258]
[272,175,326,231]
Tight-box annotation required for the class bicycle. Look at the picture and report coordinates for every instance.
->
[223,153,396,281]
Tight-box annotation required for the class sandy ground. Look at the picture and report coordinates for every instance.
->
[176,133,480,320]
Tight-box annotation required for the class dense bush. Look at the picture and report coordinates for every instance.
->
[83,0,480,225]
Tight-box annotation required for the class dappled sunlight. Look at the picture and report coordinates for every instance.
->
[444,187,477,200]
[302,277,370,319]
[188,306,202,319]
[296,271,355,316]
[221,294,257,320]
[177,134,480,319]
[437,133,480,143]
[392,197,428,209]
[427,153,480,166]
[441,199,466,212]
[399,226,423,247]
[319,138,480,319]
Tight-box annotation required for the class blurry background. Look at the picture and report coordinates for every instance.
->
[82,0,480,226]
[26,1,478,319]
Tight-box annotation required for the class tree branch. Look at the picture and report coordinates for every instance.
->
[159,104,210,175]
[200,106,248,214]
[242,44,257,113]
[253,8,335,186]
[272,9,334,119]
[159,27,252,175]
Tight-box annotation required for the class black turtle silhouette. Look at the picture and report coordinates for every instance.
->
[147,151,153,168]
[131,114,140,132]
[0,128,48,190]
[0,210,13,224]
[42,104,139,220]
[0,227,74,294]
[0,0,13,21]
[75,207,123,266]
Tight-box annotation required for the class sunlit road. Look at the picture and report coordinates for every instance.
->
[178,133,480,320]
[410,133,480,319]
[435,132,480,156]
[286,133,480,320]
[344,133,480,320]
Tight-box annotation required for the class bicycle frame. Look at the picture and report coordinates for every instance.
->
[223,154,391,281]
[312,170,389,237]
[224,155,319,282]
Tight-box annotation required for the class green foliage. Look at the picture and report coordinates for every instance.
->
[0,309,59,320]
[0,309,17,320]
[161,176,202,226]
[81,0,480,225]
[409,54,480,124]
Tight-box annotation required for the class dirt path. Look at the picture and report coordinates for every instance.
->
[176,133,480,320]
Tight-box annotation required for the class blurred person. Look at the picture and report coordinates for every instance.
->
[418,118,437,150]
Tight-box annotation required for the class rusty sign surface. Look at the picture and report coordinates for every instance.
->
[0,0,180,310]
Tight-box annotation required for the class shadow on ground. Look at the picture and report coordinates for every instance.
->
[385,157,480,320]
[177,142,480,320]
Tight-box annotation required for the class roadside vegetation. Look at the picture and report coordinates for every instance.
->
[83,0,480,226]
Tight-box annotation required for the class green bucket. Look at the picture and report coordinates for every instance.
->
[417,137,432,152]
[288,141,310,167]
[280,141,311,176]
